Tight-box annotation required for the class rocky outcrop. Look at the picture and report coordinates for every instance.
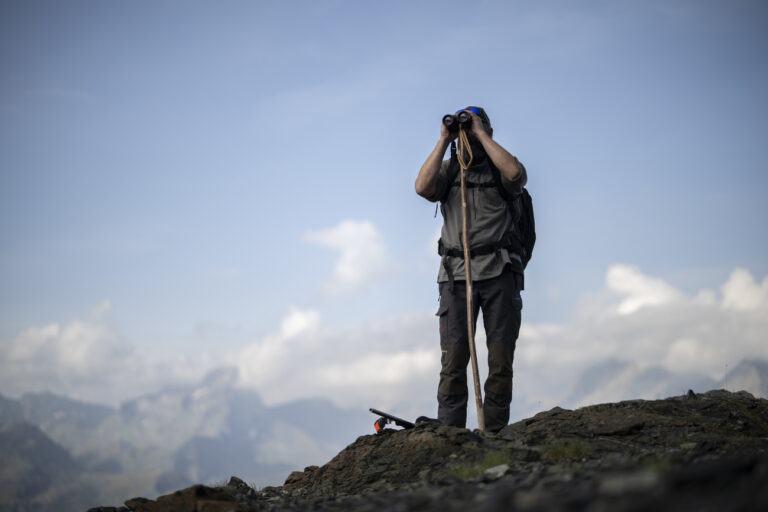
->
[90,390,768,511]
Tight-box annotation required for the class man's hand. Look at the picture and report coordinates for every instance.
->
[440,120,458,143]
[459,110,523,182]
[463,110,490,139]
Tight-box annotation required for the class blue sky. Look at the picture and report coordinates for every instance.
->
[1,1,767,412]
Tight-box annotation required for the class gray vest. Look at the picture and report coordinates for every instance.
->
[436,157,523,284]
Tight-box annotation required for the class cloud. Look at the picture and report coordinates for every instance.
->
[606,264,685,315]
[2,265,765,425]
[319,349,436,386]
[303,220,389,295]
[0,304,216,406]
[231,308,440,413]
[721,267,768,311]
[234,307,322,389]
[228,264,764,420]
[4,320,126,379]
[513,265,768,410]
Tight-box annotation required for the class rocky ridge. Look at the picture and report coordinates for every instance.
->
[90,389,768,511]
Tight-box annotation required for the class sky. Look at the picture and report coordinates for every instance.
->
[1,0,767,422]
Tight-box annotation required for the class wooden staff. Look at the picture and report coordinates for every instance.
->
[457,127,485,432]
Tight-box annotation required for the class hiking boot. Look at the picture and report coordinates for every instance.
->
[415,416,442,426]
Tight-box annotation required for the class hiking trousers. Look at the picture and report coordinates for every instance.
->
[436,268,523,433]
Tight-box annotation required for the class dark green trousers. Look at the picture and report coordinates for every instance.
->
[436,268,523,432]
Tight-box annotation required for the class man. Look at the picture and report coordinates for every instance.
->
[415,106,527,433]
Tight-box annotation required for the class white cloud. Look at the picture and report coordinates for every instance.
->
[4,320,126,379]
[513,264,768,411]
[721,267,768,311]
[234,307,322,389]
[303,220,389,295]
[606,264,685,315]
[230,308,439,413]
[0,305,216,406]
[2,265,765,425]
[663,337,720,375]
[279,307,321,339]
[319,349,436,386]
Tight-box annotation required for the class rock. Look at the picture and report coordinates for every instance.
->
[123,497,151,509]
[121,484,251,512]
[483,464,510,481]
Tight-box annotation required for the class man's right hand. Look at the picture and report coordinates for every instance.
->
[440,121,457,143]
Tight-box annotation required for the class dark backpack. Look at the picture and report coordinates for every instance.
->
[440,154,536,269]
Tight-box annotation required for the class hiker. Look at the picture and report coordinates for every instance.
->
[415,106,528,433]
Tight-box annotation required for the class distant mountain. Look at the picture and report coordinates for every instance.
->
[105,367,370,486]
[0,394,24,424]
[5,359,766,512]
[0,421,81,484]
[18,391,114,455]
[0,421,94,511]
[564,359,720,408]
[169,394,373,485]
[94,390,768,511]
[270,397,374,447]
[173,434,294,486]
[721,359,768,398]
[19,391,114,428]
[0,367,371,510]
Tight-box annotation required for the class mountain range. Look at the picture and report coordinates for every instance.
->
[1,358,766,511]
[90,388,768,511]
[0,367,371,511]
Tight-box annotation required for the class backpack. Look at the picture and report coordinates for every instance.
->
[439,153,536,269]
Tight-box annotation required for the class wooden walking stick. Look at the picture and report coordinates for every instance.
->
[456,126,485,432]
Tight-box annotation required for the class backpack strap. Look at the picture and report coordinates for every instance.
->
[438,231,522,259]
[492,162,535,269]
[438,141,461,203]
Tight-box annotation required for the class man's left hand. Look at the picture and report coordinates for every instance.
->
[463,110,490,140]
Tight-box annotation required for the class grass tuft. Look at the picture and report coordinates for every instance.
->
[541,439,590,461]
[449,450,510,480]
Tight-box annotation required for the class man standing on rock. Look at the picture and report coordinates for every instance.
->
[415,106,527,433]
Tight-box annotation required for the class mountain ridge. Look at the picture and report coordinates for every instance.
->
[0,378,371,511]
[89,389,768,511]
[3,358,768,511]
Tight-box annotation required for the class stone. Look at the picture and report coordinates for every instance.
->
[483,464,510,481]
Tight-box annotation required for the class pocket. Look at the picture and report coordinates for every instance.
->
[436,293,451,344]
[503,272,523,312]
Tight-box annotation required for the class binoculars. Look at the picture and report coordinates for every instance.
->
[442,111,473,131]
